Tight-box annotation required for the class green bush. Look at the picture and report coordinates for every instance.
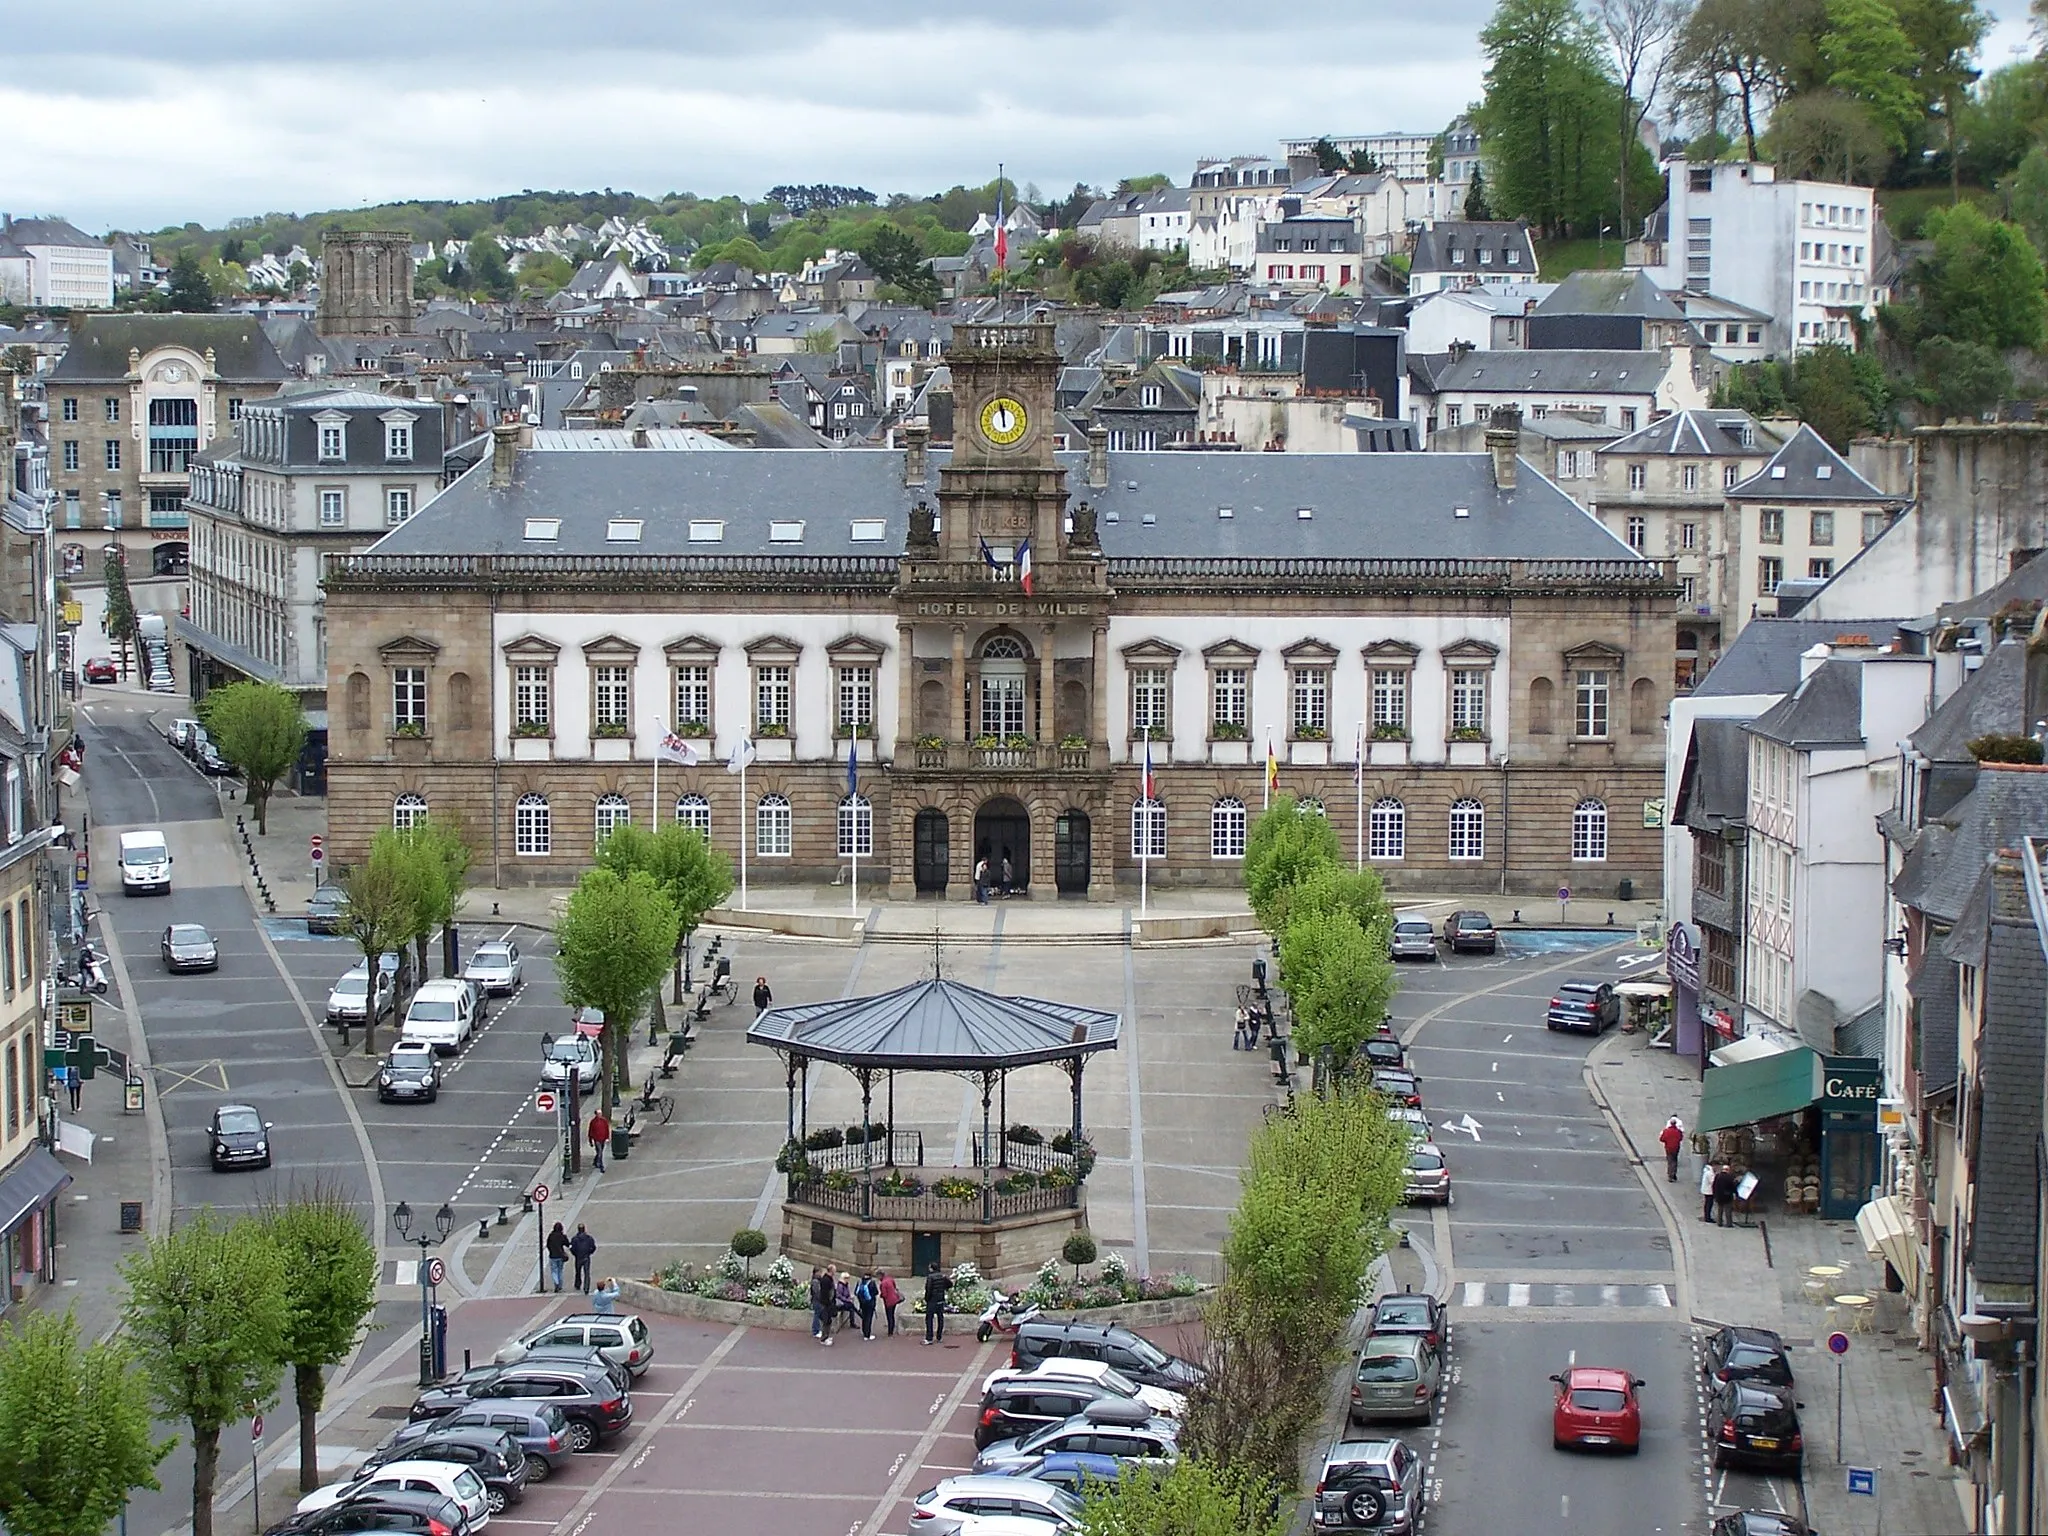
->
[802,1127,844,1151]
[731,1229,767,1272]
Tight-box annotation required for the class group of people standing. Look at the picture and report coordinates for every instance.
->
[1659,1115,1746,1227]
[972,851,1016,904]
[810,1266,901,1343]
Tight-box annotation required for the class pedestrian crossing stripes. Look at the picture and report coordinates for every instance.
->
[1458,1280,1672,1310]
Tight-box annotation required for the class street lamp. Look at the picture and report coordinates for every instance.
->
[393,1200,455,1384]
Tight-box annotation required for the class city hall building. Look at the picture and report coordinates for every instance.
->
[322,323,1675,899]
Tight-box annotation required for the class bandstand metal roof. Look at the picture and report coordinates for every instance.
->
[746,977,1121,1072]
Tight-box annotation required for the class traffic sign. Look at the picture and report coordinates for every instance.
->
[1557,886,1571,903]
[532,1183,550,1205]
[1847,1467,1878,1496]
[424,1256,446,1287]
[252,1414,264,1441]
[1827,1331,1851,1355]
[535,1090,558,1114]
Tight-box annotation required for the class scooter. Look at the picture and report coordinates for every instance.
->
[975,1287,1042,1343]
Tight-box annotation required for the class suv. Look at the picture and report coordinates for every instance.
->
[1008,1321,1202,1391]
[1700,1325,1794,1388]
[974,1377,1122,1450]
[359,1427,526,1513]
[1707,1379,1804,1472]
[972,1397,1178,1475]
[1545,980,1619,1033]
[498,1314,654,1378]
[1366,1293,1448,1352]
[384,1404,570,1482]
[1312,1437,1424,1531]
[1442,910,1498,954]
[409,1362,630,1452]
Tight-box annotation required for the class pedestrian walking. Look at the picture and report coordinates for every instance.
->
[753,977,772,1013]
[856,1272,879,1340]
[812,1267,837,1345]
[1232,1006,1258,1052]
[545,1222,570,1293]
[999,851,1014,897]
[973,857,991,905]
[1712,1164,1740,1227]
[1699,1161,1717,1223]
[64,1064,81,1111]
[588,1109,612,1172]
[922,1261,953,1345]
[591,1277,620,1315]
[878,1269,902,1336]
[569,1224,597,1292]
[1658,1117,1685,1183]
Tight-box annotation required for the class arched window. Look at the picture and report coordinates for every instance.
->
[1529,676,1554,735]
[1448,798,1485,861]
[1572,799,1609,861]
[514,793,551,856]
[1131,797,1166,859]
[757,793,792,857]
[1210,797,1247,859]
[979,634,1028,738]
[675,794,711,838]
[837,794,873,857]
[1630,677,1656,735]
[595,792,632,844]
[393,792,428,831]
[1297,796,1326,818]
[1369,798,1406,861]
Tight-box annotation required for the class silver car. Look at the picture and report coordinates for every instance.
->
[464,940,524,996]
[1389,920,1439,962]
[908,1474,1083,1535]
[1402,1143,1451,1206]
[327,959,396,1025]
[1349,1335,1441,1425]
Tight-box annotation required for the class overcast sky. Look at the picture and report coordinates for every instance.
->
[3,0,2038,232]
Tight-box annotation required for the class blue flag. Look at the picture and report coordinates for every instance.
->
[847,734,859,799]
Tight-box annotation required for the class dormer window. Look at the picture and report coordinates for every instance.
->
[1141,385,1161,408]
[317,419,345,461]
[523,518,560,541]
[384,417,415,461]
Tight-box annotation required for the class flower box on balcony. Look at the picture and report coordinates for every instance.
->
[510,736,551,762]
[753,736,794,763]
[1289,739,1329,767]
[1368,738,1409,767]
[1209,739,1251,766]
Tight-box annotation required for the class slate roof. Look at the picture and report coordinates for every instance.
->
[1893,767,2048,924]
[1745,657,1865,749]
[1910,638,2025,764]
[1969,854,2046,1287]
[1677,717,1750,831]
[746,977,1120,1071]
[369,445,1643,563]
[1534,270,1688,321]
[1,217,100,249]
[1728,424,1895,503]
[1410,221,1537,275]
[1431,350,1672,395]
[1605,409,1770,458]
[1692,619,1905,699]
[1934,550,2048,629]
[48,314,290,381]
[1908,954,1960,1095]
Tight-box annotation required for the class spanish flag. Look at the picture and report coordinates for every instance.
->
[1264,736,1279,805]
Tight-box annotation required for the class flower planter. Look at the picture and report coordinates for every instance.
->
[753,736,794,763]
[593,737,633,762]
[1289,739,1329,767]
[1448,739,1490,767]
[388,734,431,763]
[510,736,552,762]
[1368,738,1410,767]
[1209,739,1250,765]
[834,737,876,765]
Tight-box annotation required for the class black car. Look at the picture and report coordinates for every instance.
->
[1707,1379,1804,1472]
[975,1377,1123,1449]
[1711,1514,1813,1536]
[1369,1069,1422,1108]
[1545,980,1620,1033]
[1701,1325,1794,1389]
[1366,1292,1448,1352]
[384,1403,570,1481]
[161,923,219,972]
[409,1363,630,1453]
[1008,1321,1203,1391]
[195,741,234,776]
[209,1103,272,1170]
[1442,909,1498,954]
[262,1488,470,1536]
[307,886,350,935]
[378,1043,441,1104]
[1362,1034,1405,1072]
[360,1426,526,1513]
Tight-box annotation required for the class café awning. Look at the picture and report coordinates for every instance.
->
[1697,1045,1821,1134]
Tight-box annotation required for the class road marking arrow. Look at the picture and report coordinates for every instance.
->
[1443,1113,1483,1141]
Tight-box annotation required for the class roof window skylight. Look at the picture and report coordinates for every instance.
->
[523,518,560,541]
[606,519,643,542]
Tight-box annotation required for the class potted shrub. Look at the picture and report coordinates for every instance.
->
[1449,725,1486,742]
[1211,720,1248,740]
[393,721,425,739]
[1062,1231,1097,1284]
[822,1170,857,1193]
[973,734,1000,751]
[916,734,947,751]
[731,1228,767,1274]
[1059,734,1088,750]
[512,720,550,738]
[1006,1123,1044,1146]
[1371,722,1409,741]
[757,722,790,739]
[934,1175,981,1202]
[676,719,709,737]
[1294,724,1328,741]
[803,1127,845,1151]
[1004,733,1034,750]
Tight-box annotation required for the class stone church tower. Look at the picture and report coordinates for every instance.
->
[317,230,415,337]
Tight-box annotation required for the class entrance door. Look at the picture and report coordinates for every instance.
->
[974,798,1030,892]
[911,1230,942,1276]
[913,809,949,894]
[1054,810,1091,896]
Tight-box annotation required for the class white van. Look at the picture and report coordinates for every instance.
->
[118,830,172,895]
[402,980,476,1055]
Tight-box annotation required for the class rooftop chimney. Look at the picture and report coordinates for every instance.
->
[490,420,520,489]
[1087,425,1110,489]
[1483,405,1520,491]
[1799,642,1832,681]
[631,424,649,449]
[903,422,928,486]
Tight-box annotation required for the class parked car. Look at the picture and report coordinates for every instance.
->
[1310,1436,1424,1532]
[1369,1069,1422,1108]
[1001,1450,1127,1496]
[540,1034,600,1092]
[1007,1321,1203,1391]
[907,1474,1083,1535]
[167,717,201,750]
[194,740,233,776]
[1349,1335,1441,1425]
[328,959,398,1027]
[1386,1105,1432,1143]
[463,941,523,995]
[1710,1514,1813,1536]
[1551,1365,1644,1452]
[209,1103,272,1170]
[409,1362,629,1452]
[403,981,477,1055]
[973,1376,1123,1450]
[379,1041,442,1104]
[358,1426,526,1513]
[1401,1143,1451,1206]
[83,657,118,684]
[980,1358,1185,1419]
[1545,980,1620,1033]
[292,1461,490,1529]
[1361,1033,1405,1072]
[1700,1325,1794,1389]
[261,1497,467,1536]
[181,723,212,760]
[1706,1378,1804,1472]
[383,1404,569,1482]
[496,1314,653,1378]
[1366,1293,1447,1352]
[1441,909,1498,953]
[971,1397,1178,1475]
[307,886,350,935]
[160,923,219,972]
[1388,920,1438,962]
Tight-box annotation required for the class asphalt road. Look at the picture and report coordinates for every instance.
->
[1386,935,1804,1534]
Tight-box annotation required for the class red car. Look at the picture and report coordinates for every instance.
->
[82,657,118,683]
[1551,1365,1643,1452]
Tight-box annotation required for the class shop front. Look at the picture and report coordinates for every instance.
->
[0,1148,72,1304]
[1817,1055,1882,1222]
[1695,1045,1884,1222]
[1666,921,1703,1064]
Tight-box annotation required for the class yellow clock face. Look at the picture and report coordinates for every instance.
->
[979,395,1029,446]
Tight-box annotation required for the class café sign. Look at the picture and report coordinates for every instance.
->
[1820,1056,1882,1111]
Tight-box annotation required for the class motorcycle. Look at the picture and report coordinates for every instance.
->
[975,1287,1042,1343]
[72,942,109,996]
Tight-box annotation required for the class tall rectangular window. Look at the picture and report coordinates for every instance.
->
[1574,669,1611,738]
[319,489,345,527]
[386,421,413,460]
[62,441,78,472]
[1625,516,1646,552]
[756,665,792,730]
[1627,463,1645,491]
[1759,556,1784,594]
[836,665,874,734]
[60,398,77,423]
[1758,509,1784,544]
[392,667,426,729]
[385,488,413,525]
[1290,668,1328,736]
[1211,668,1248,732]
[1680,522,1698,550]
[318,422,345,461]
[593,665,631,730]
[104,396,121,423]
[674,665,710,729]
[1681,464,1699,492]
[1131,668,1170,735]
[104,439,121,471]
[513,665,551,730]
[1810,510,1834,545]
[1369,669,1408,733]
[1808,558,1834,580]
[1450,669,1488,734]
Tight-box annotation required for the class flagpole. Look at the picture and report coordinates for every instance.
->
[652,741,660,830]
[1140,727,1150,918]
[739,755,749,912]
[1355,723,1365,872]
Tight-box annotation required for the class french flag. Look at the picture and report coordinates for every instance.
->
[1016,537,1034,595]
[994,188,1008,271]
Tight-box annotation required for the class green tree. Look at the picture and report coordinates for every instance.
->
[857,222,939,305]
[1789,343,1892,446]
[261,1192,378,1493]
[0,1312,170,1536]
[121,1214,289,1536]
[1242,797,1342,936]
[1590,0,1688,242]
[1311,137,1347,174]
[1817,0,1925,154]
[164,248,214,312]
[198,681,307,834]
[1915,335,2011,419]
[1918,200,2048,350]
[1062,1231,1097,1284]
[101,552,136,676]
[555,868,682,1110]
[467,237,513,300]
[1074,1457,1291,1536]
[593,821,734,1006]
[2004,145,2048,259]
[397,817,472,981]
[1114,173,1172,195]
[218,237,246,268]
[1962,63,2045,185]
[338,834,418,1055]
[1676,0,1826,160]
[1768,90,1894,183]
[1463,165,1495,222]
[1893,0,1989,188]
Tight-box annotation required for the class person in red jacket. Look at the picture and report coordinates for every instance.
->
[1658,1116,1685,1182]
[588,1109,612,1172]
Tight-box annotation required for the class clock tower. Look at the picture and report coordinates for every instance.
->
[929,321,1072,572]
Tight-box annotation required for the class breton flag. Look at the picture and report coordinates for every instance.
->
[658,730,699,766]
[1141,731,1156,801]
[1265,736,1280,797]
[979,537,1002,575]
[1016,537,1034,596]
[725,737,756,775]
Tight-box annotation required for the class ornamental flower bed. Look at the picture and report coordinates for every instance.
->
[652,1250,1203,1315]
